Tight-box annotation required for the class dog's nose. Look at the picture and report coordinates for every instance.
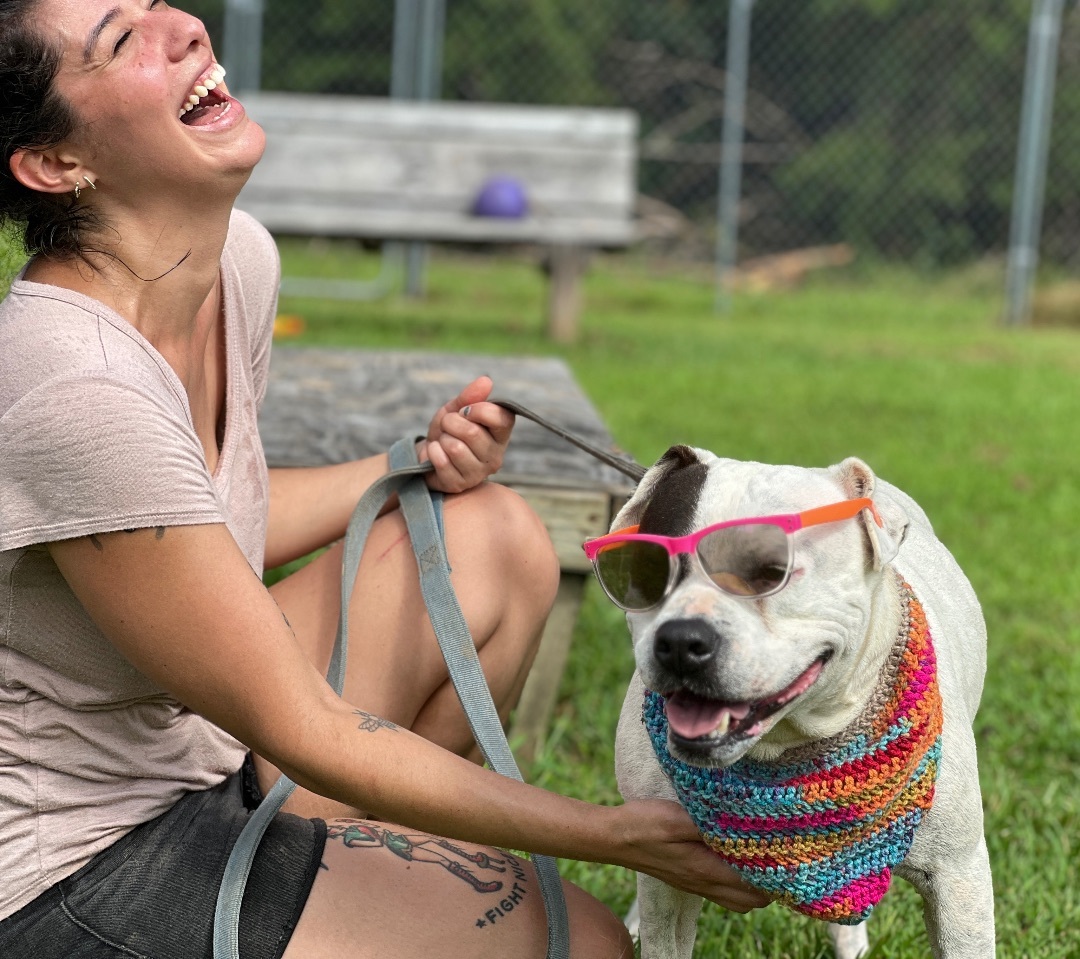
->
[653,619,720,675]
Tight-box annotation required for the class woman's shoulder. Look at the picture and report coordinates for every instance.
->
[223,209,281,318]
[0,285,182,420]
[226,208,279,268]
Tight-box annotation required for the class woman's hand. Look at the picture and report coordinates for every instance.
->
[419,376,516,494]
[611,799,772,913]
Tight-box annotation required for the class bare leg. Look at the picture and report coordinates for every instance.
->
[259,482,560,817]
[281,818,632,959]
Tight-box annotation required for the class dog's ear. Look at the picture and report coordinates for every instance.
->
[610,444,705,532]
[831,457,908,570]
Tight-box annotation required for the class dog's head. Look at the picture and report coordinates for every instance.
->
[607,446,909,767]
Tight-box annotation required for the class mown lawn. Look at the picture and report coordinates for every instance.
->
[4,232,1076,956]
[273,241,1079,959]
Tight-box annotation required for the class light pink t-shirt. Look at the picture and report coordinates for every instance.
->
[0,210,279,920]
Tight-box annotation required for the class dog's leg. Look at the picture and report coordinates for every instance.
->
[616,674,704,958]
[636,872,704,959]
[827,922,869,959]
[903,836,995,959]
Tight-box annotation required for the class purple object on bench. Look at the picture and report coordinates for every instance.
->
[471,176,529,219]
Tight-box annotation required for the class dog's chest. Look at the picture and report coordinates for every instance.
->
[643,583,943,924]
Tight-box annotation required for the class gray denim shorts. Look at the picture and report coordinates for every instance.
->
[0,759,327,959]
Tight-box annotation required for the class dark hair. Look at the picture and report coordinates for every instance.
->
[0,0,101,259]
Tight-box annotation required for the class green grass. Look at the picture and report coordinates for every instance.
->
[0,227,25,291]
[273,240,1079,958]
[3,227,1072,954]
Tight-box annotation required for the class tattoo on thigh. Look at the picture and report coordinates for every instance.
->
[353,710,398,733]
[88,534,104,552]
[324,819,532,927]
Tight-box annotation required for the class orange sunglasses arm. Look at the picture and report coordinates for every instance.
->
[798,497,881,529]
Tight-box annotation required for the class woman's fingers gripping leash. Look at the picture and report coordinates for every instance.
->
[421,376,516,494]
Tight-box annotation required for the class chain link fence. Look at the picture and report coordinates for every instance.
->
[184,0,1080,274]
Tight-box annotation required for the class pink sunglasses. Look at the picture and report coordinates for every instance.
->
[582,497,881,611]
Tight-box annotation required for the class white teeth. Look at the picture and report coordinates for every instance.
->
[179,64,226,119]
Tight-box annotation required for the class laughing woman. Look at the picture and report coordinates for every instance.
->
[0,2,767,956]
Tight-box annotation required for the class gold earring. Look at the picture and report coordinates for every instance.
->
[74,181,81,199]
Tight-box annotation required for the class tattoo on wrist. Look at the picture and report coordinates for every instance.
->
[354,710,398,733]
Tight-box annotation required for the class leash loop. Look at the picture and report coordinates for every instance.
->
[214,466,423,959]
[215,443,571,959]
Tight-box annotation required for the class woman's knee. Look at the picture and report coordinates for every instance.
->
[564,880,635,959]
[444,482,560,614]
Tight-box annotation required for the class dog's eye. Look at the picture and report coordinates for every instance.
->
[747,562,788,591]
[713,562,787,596]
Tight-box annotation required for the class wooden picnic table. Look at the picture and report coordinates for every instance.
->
[258,347,639,759]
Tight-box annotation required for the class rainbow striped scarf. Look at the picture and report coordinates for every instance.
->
[643,583,943,924]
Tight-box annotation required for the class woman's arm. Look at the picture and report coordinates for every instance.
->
[265,376,516,568]
[47,522,766,913]
[265,456,389,569]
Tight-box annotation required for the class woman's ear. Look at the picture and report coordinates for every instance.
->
[9,147,82,195]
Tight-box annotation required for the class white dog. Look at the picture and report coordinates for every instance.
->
[595,447,994,959]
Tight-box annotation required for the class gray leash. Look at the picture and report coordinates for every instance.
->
[214,438,575,959]
[491,397,646,482]
[389,438,571,959]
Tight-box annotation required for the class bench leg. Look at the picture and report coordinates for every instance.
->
[404,242,429,298]
[545,244,587,344]
[510,572,585,762]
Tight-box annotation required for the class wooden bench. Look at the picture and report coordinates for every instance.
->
[235,94,639,342]
[257,347,638,760]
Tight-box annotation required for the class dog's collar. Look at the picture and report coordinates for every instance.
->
[642,582,943,925]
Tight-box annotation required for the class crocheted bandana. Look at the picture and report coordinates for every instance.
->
[643,582,942,925]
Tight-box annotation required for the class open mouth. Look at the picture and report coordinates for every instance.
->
[663,655,828,746]
[179,63,230,126]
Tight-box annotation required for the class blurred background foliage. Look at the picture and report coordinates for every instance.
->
[177,0,1080,269]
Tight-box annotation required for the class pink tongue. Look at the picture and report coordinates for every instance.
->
[183,102,225,127]
[665,693,750,739]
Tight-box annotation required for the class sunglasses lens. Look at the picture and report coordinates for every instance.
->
[697,523,791,596]
[594,540,670,610]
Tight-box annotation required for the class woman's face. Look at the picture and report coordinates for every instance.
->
[39,0,264,199]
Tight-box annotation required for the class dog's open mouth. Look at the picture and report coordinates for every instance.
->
[664,656,827,745]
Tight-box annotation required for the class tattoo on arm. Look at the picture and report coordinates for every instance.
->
[88,527,167,551]
[354,710,398,733]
